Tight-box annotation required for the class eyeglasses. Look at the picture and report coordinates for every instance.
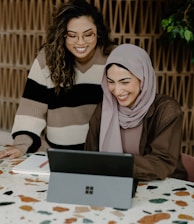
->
[65,31,96,44]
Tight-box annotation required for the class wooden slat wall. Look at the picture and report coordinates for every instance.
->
[0,0,194,154]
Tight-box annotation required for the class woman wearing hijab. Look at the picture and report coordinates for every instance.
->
[85,44,187,181]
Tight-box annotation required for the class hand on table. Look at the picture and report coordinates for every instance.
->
[0,145,25,159]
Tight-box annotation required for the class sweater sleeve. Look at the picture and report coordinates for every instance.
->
[11,51,49,152]
[12,134,33,153]
[134,95,185,181]
[84,103,102,151]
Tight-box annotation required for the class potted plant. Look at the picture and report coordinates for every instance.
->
[161,0,194,63]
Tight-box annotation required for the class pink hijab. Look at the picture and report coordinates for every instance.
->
[99,44,156,153]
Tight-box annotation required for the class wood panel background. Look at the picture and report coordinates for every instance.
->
[0,0,194,155]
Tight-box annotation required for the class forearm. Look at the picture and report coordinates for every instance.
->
[85,103,101,151]
[12,134,33,153]
[134,113,183,181]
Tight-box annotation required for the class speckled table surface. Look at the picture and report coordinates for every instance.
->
[0,155,194,224]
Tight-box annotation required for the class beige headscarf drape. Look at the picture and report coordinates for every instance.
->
[99,44,156,153]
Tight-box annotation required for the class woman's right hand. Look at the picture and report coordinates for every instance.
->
[0,146,26,159]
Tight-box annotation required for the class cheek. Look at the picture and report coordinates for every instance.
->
[133,81,141,94]
[65,42,72,52]
[93,36,98,44]
[107,84,115,95]
[107,83,112,91]
[89,39,98,49]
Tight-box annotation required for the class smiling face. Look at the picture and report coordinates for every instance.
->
[65,16,98,63]
[106,64,141,108]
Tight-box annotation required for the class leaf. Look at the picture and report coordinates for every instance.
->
[161,19,169,29]
[179,28,185,39]
[172,28,178,38]
[167,26,174,33]
[184,30,193,42]
[169,16,174,24]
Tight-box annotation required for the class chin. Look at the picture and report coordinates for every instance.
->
[118,101,129,107]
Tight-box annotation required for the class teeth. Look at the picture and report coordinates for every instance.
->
[118,95,127,100]
[75,47,87,53]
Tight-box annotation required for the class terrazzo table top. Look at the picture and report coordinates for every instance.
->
[0,154,194,224]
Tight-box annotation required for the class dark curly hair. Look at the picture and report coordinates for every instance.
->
[44,0,115,94]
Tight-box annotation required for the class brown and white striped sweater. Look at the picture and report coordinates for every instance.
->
[11,47,107,153]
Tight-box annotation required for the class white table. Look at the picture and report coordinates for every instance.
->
[0,154,194,224]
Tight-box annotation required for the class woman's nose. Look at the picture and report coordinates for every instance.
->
[77,35,85,44]
[113,84,122,95]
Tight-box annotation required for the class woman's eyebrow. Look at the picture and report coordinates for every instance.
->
[106,76,113,81]
[106,76,131,82]
[119,77,131,81]
[67,28,93,33]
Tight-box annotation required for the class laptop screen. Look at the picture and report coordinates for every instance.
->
[48,148,134,177]
[47,148,137,209]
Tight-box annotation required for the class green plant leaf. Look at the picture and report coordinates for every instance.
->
[161,19,169,29]
[172,27,179,38]
[167,26,174,33]
[184,30,193,42]
[169,16,174,25]
[179,28,185,39]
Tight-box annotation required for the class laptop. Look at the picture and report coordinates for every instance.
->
[47,148,136,210]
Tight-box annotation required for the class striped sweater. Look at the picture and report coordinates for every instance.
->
[11,47,107,152]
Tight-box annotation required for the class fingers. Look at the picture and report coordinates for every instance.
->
[0,147,25,159]
[9,149,24,159]
[0,149,10,159]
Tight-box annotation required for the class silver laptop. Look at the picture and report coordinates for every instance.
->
[47,148,136,210]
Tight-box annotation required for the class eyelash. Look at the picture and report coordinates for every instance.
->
[107,81,130,84]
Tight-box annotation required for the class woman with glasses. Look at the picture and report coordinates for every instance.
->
[0,0,115,159]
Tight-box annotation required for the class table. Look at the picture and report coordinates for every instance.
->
[0,155,194,224]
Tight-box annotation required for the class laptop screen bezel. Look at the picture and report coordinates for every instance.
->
[47,148,134,177]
